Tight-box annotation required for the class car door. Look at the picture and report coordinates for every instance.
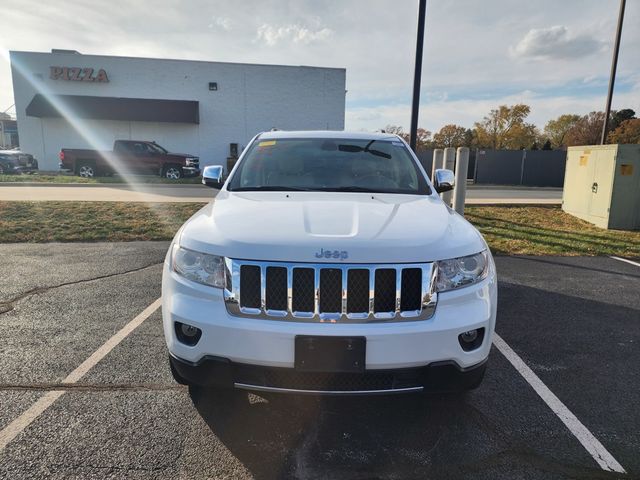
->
[139,143,162,174]
[123,142,152,174]
[113,141,140,174]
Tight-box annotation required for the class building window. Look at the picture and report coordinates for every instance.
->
[209,82,218,91]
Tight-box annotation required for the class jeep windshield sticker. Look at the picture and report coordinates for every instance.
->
[258,140,276,147]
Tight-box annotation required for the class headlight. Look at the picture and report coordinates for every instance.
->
[173,246,225,288]
[436,251,489,292]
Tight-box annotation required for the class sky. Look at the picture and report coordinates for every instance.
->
[1,0,639,134]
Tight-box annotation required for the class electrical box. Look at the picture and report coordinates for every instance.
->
[563,144,640,230]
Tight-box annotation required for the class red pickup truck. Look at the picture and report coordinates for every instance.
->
[59,140,200,179]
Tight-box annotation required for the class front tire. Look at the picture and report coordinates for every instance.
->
[163,164,183,180]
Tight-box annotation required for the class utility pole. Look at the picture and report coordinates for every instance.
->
[601,0,626,145]
[409,0,427,152]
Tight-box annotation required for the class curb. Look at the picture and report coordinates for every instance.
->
[0,182,205,188]
[467,185,563,191]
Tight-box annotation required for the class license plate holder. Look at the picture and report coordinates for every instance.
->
[295,336,366,373]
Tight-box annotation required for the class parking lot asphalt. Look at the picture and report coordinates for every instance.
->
[0,243,638,479]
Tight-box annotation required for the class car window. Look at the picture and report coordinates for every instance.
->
[227,138,430,194]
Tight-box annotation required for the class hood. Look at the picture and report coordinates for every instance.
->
[179,191,486,264]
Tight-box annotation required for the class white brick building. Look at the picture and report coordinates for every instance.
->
[10,50,346,171]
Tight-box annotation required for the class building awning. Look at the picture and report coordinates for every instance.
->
[25,94,199,124]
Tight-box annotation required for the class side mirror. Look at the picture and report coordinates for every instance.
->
[202,165,224,189]
[433,169,455,193]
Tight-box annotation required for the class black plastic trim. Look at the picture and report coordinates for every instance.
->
[169,353,488,394]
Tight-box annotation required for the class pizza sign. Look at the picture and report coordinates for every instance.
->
[50,66,109,83]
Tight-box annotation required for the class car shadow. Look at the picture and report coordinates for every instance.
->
[186,280,639,480]
[189,386,491,479]
[188,376,609,479]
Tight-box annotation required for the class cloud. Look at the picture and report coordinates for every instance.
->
[255,24,333,46]
[1,0,639,134]
[511,25,602,60]
[208,16,232,31]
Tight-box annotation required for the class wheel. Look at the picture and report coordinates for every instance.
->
[163,165,183,180]
[77,162,96,178]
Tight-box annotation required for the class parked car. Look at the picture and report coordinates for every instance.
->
[162,131,498,395]
[58,140,200,179]
[0,149,39,174]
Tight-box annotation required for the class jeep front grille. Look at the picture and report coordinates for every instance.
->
[223,259,437,322]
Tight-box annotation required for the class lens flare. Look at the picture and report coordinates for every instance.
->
[2,48,197,225]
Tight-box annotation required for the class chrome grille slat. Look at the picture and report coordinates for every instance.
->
[368,267,375,315]
[313,268,320,317]
[395,267,402,314]
[341,268,348,316]
[259,266,266,311]
[224,260,437,323]
[286,266,293,313]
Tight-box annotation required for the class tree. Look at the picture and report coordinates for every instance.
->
[542,139,553,150]
[414,128,433,151]
[610,109,636,131]
[463,128,474,147]
[564,111,606,146]
[474,104,538,149]
[432,124,468,148]
[383,125,432,151]
[607,118,640,144]
[543,114,581,148]
[384,125,406,136]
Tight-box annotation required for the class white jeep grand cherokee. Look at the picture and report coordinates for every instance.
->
[162,131,497,395]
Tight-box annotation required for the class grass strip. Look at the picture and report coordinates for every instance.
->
[465,206,640,257]
[0,202,206,242]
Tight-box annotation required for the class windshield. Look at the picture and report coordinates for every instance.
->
[227,138,431,194]
[148,143,168,154]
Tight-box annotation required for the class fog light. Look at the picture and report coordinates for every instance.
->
[181,324,199,337]
[458,328,485,352]
[461,330,478,343]
[175,321,202,346]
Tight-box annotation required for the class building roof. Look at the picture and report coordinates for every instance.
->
[9,50,345,73]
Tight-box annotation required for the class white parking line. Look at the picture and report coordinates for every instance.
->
[493,334,626,473]
[0,298,161,453]
[610,255,640,268]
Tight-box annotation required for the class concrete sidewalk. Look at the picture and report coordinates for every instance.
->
[0,183,562,204]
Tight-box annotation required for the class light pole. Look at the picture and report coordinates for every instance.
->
[601,0,626,145]
[409,0,427,152]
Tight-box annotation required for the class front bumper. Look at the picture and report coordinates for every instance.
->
[162,254,497,389]
[170,353,487,394]
[182,166,200,177]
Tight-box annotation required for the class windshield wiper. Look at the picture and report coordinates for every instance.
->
[338,140,392,159]
[230,186,313,192]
